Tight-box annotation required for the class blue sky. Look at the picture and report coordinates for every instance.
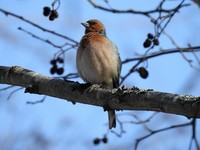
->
[0,0,200,150]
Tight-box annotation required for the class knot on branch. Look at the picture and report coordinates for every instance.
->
[25,82,40,94]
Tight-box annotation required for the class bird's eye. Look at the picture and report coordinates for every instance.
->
[89,21,96,25]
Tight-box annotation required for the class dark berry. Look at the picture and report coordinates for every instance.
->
[50,65,57,74]
[93,138,100,145]
[57,57,64,63]
[50,59,57,65]
[138,67,149,79]
[51,10,59,18]
[49,10,59,21]
[147,33,154,39]
[102,137,108,144]
[49,14,56,21]
[57,67,64,75]
[43,7,51,17]
[143,39,152,48]
[153,39,159,46]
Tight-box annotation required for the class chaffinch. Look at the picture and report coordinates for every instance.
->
[76,19,121,129]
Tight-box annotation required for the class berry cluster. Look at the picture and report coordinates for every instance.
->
[43,6,59,21]
[50,57,64,75]
[137,67,149,79]
[93,136,108,145]
[143,33,159,48]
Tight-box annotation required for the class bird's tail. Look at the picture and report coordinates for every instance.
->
[108,110,116,129]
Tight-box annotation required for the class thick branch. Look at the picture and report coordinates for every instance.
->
[0,66,200,118]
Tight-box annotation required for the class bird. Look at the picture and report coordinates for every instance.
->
[76,19,121,129]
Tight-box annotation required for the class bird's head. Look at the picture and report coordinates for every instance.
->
[81,19,106,35]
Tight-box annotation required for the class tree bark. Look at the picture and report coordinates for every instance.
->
[0,66,200,118]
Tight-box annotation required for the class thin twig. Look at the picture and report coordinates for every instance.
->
[88,0,190,18]
[0,8,78,44]
[0,85,15,91]
[18,27,64,49]
[26,96,47,104]
[189,119,200,150]
[7,87,23,100]
[135,121,192,150]
[122,46,200,64]
[120,60,142,85]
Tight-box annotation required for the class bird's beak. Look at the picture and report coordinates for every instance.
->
[81,22,89,28]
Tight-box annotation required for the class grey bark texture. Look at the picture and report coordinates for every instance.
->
[0,66,200,118]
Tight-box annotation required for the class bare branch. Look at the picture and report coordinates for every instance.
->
[122,46,200,64]
[87,0,190,18]
[18,27,64,49]
[7,87,23,100]
[0,85,15,91]
[120,46,200,84]
[0,8,78,45]
[0,66,200,119]
[135,121,192,150]
[26,96,47,104]
[189,119,200,150]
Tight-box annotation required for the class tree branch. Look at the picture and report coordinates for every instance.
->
[122,46,200,64]
[87,0,190,17]
[0,66,200,118]
[0,8,78,45]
